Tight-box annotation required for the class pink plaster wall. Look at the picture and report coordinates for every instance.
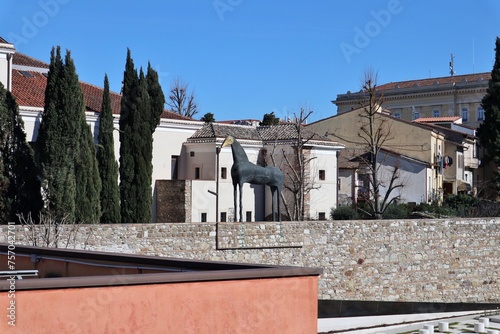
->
[1,276,318,333]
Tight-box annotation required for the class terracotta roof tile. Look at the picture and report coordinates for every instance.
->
[413,116,462,123]
[13,53,49,69]
[10,52,192,120]
[11,70,47,108]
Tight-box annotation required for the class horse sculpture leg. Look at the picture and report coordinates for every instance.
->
[233,184,238,222]
[271,188,276,221]
[277,188,281,222]
[239,183,243,222]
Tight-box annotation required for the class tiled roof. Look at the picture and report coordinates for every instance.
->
[10,52,192,120]
[338,148,366,169]
[12,69,123,113]
[414,116,462,124]
[190,123,337,144]
[258,124,323,141]
[190,123,261,140]
[377,72,490,91]
[11,70,47,108]
[13,52,49,69]
[0,37,10,44]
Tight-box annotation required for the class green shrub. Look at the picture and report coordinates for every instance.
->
[413,201,457,218]
[382,204,411,219]
[443,194,479,217]
[330,206,359,220]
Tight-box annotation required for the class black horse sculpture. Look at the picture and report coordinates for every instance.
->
[221,136,284,222]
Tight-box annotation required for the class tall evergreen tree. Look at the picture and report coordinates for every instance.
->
[75,119,101,223]
[37,47,101,222]
[60,51,101,223]
[119,49,140,223]
[37,46,77,220]
[0,83,12,223]
[119,51,165,223]
[2,84,42,220]
[477,37,500,197]
[146,62,165,132]
[97,75,121,224]
[0,158,8,223]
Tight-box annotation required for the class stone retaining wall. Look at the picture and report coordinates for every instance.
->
[1,218,498,303]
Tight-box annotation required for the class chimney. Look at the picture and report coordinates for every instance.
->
[0,37,15,91]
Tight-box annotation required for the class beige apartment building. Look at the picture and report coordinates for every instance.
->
[307,107,447,204]
[333,72,490,128]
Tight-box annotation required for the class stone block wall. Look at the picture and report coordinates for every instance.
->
[155,180,191,223]
[1,218,498,303]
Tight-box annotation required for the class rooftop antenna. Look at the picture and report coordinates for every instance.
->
[472,38,475,73]
[449,53,455,76]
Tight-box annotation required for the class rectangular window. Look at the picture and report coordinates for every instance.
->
[221,167,227,179]
[393,112,401,119]
[477,106,484,121]
[190,151,195,157]
[412,111,420,120]
[201,212,207,222]
[433,109,440,117]
[318,212,326,220]
[319,169,325,181]
[246,211,252,222]
[171,155,179,180]
[195,167,200,179]
[461,108,468,122]
[220,212,227,222]
[338,178,341,191]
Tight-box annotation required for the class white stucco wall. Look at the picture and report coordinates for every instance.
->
[307,147,339,219]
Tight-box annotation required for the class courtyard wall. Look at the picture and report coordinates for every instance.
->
[1,218,498,303]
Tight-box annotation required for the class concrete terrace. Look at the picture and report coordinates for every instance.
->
[318,310,500,333]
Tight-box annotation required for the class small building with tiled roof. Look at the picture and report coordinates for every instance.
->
[336,147,429,206]
[179,122,344,222]
[333,72,490,128]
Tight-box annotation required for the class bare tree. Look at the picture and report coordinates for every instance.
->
[166,78,198,118]
[268,107,319,221]
[355,71,404,218]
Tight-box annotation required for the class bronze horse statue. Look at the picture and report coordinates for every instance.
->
[221,136,284,222]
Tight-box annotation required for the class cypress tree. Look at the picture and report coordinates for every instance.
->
[135,69,152,223]
[146,62,165,132]
[75,118,101,223]
[0,159,8,223]
[119,49,140,223]
[477,37,500,197]
[38,47,101,222]
[2,84,42,220]
[0,83,12,223]
[119,51,165,223]
[37,46,77,221]
[97,75,121,223]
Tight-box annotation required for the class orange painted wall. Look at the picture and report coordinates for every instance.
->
[1,276,318,333]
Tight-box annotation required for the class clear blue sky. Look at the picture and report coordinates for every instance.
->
[1,1,499,122]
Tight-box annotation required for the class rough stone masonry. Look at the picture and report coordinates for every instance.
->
[1,218,498,303]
